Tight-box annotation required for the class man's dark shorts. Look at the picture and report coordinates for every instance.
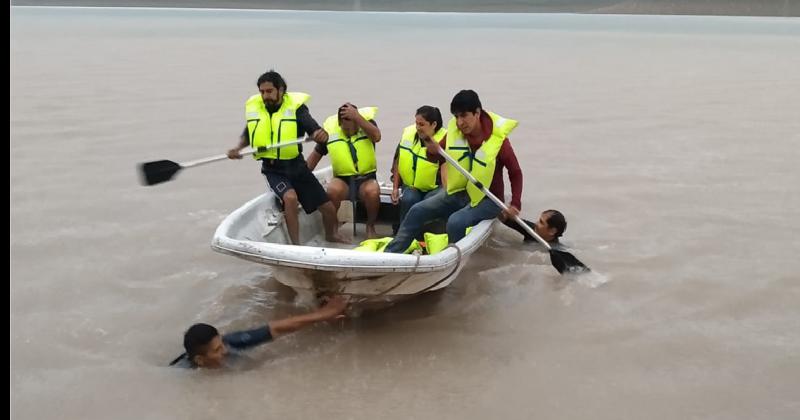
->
[335,172,378,196]
[261,157,329,214]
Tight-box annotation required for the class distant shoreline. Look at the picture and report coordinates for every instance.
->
[10,0,800,17]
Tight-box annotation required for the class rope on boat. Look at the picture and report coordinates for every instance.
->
[350,243,463,305]
[350,249,423,304]
[412,244,463,296]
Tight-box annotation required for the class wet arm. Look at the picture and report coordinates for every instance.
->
[267,298,345,337]
[391,146,400,189]
[297,105,328,144]
[501,140,523,210]
[357,117,381,143]
[226,129,250,159]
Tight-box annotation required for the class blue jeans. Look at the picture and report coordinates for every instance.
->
[385,188,468,253]
[446,196,503,243]
[399,187,435,226]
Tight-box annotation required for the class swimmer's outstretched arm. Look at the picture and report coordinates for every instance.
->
[268,295,348,337]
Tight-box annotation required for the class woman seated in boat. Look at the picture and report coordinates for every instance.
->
[306,103,382,239]
[390,106,447,233]
[169,296,347,369]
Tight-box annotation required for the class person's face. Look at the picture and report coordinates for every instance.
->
[415,114,437,139]
[259,81,284,107]
[340,115,358,136]
[194,335,227,369]
[454,110,480,136]
[533,212,558,243]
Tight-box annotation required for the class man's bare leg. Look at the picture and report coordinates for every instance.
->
[282,190,300,245]
[326,178,349,211]
[319,201,349,244]
[360,179,381,239]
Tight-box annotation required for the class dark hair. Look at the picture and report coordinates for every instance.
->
[183,323,219,361]
[450,90,482,115]
[415,105,443,132]
[543,209,567,238]
[256,70,287,91]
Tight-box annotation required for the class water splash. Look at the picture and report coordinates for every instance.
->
[575,271,611,288]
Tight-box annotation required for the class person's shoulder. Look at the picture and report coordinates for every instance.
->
[497,140,517,163]
[480,110,493,124]
[296,104,311,113]
[222,325,273,349]
[168,353,195,369]
[479,113,494,137]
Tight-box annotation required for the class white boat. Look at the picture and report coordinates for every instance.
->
[211,166,495,301]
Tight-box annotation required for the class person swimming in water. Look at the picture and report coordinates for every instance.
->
[169,295,347,369]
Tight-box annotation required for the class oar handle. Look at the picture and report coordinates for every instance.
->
[432,140,552,251]
[181,149,252,169]
[181,137,311,169]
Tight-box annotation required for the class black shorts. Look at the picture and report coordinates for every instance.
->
[336,172,378,196]
[261,157,329,214]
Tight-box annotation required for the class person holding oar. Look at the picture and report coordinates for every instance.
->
[226,70,348,245]
[384,90,523,250]
[384,90,589,274]
[137,70,346,245]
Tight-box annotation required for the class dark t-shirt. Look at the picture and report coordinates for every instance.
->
[222,326,273,349]
[169,326,273,368]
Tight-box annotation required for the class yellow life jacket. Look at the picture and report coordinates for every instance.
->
[353,237,421,254]
[423,232,450,255]
[422,226,474,255]
[444,111,517,206]
[323,107,378,177]
[353,237,393,253]
[245,92,310,160]
[397,124,446,192]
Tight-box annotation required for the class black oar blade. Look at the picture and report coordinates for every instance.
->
[549,249,591,275]
[139,160,182,186]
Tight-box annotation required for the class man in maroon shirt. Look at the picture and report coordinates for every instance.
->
[385,90,523,253]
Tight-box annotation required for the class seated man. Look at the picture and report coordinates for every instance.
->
[169,296,347,369]
[307,103,382,239]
